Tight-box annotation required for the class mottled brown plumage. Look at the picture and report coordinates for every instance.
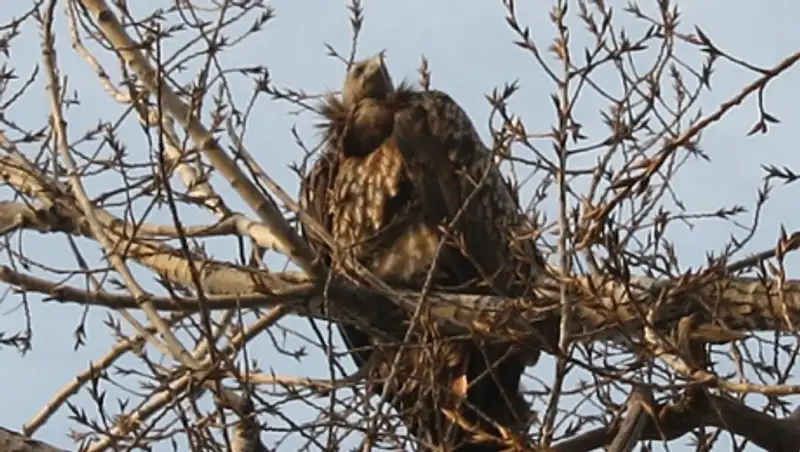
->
[300,54,543,451]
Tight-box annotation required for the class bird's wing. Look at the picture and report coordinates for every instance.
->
[299,150,337,265]
[390,90,540,436]
[391,89,539,295]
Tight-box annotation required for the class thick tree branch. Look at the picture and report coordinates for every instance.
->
[3,193,800,349]
[4,143,799,349]
[553,391,800,452]
[607,388,653,452]
[0,428,66,452]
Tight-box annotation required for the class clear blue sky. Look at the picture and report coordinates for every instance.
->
[2,1,800,450]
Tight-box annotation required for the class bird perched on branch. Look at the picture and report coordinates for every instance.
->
[299,53,544,451]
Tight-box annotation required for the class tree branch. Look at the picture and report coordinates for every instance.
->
[4,194,800,349]
[553,391,800,452]
[0,428,67,452]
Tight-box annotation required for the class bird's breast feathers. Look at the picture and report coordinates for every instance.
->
[329,137,443,280]
[332,138,404,233]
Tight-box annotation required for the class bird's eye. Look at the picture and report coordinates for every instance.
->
[352,64,364,77]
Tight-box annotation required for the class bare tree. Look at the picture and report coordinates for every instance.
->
[2,0,800,451]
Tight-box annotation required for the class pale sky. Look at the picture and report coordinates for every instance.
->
[2,1,800,451]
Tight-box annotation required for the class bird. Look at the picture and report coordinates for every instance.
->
[299,53,544,451]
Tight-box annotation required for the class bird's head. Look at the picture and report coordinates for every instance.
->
[342,52,394,105]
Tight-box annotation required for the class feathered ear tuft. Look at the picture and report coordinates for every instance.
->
[315,93,349,146]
